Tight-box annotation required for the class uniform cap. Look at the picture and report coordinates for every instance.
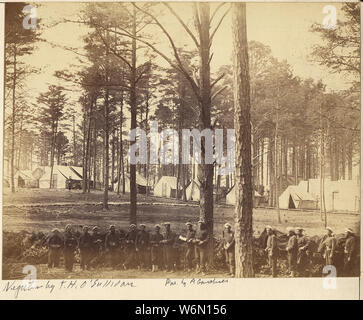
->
[139,224,146,227]
[265,225,272,230]
[345,228,353,233]
[224,223,232,228]
[185,222,193,226]
[52,228,60,233]
[326,227,333,232]
[286,227,294,232]
[83,225,89,230]
[295,227,304,231]
[163,222,171,226]
[198,220,205,224]
[154,224,161,229]
[92,226,99,231]
[65,224,72,231]
[109,225,116,229]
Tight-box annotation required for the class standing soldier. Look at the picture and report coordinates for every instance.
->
[136,224,150,270]
[296,227,310,277]
[195,220,209,276]
[265,226,278,277]
[185,222,196,273]
[344,228,356,276]
[320,227,337,267]
[161,222,177,273]
[123,224,138,270]
[91,226,103,266]
[286,227,298,277]
[63,224,78,272]
[150,224,164,272]
[105,225,120,268]
[47,228,63,269]
[223,223,235,277]
[79,226,93,270]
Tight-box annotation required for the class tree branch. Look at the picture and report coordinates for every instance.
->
[163,3,200,48]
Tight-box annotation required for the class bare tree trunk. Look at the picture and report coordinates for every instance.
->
[83,96,94,193]
[49,120,58,189]
[103,87,110,209]
[232,2,254,277]
[195,3,214,262]
[268,137,273,207]
[93,124,97,189]
[274,111,281,223]
[129,6,138,224]
[73,114,77,165]
[10,45,17,193]
[111,133,115,191]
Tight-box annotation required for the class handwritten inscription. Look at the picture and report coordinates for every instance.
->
[165,278,229,287]
[2,279,136,299]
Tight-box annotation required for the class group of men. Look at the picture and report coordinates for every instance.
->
[47,220,235,275]
[265,225,357,277]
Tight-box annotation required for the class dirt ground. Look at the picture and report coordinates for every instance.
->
[2,262,238,280]
[2,188,360,236]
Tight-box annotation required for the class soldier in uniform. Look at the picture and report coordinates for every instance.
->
[150,224,164,272]
[90,226,103,266]
[63,224,78,272]
[136,224,150,270]
[123,224,138,270]
[296,227,310,277]
[79,226,93,270]
[320,227,337,266]
[265,225,278,277]
[105,225,120,268]
[344,228,356,276]
[223,223,235,276]
[185,222,196,273]
[195,220,209,275]
[161,222,177,272]
[47,228,63,269]
[286,227,298,277]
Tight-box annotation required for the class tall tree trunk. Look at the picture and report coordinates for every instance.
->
[49,120,58,189]
[10,45,17,193]
[232,2,254,277]
[341,139,346,180]
[117,99,124,195]
[111,133,115,191]
[83,96,94,193]
[93,124,97,189]
[274,114,281,223]
[73,114,77,166]
[129,6,137,224]
[268,137,274,207]
[196,3,214,262]
[104,87,110,209]
[347,140,353,180]
[260,138,264,187]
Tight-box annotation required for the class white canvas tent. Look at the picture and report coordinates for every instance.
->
[279,185,317,210]
[186,179,200,201]
[117,173,149,194]
[298,179,360,212]
[14,170,37,188]
[226,185,263,207]
[37,165,83,189]
[153,176,180,198]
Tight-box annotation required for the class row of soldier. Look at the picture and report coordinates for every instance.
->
[47,220,234,275]
[265,226,357,277]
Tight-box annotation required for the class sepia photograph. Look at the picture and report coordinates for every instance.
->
[1,0,360,290]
